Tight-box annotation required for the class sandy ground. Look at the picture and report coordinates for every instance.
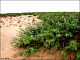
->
[0,15,62,60]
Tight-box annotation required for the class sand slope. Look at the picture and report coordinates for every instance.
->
[1,15,40,59]
[1,15,62,60]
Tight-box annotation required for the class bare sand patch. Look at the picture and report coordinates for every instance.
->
[1,15,62,60]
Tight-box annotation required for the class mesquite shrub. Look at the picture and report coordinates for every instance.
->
[13,12,80,59]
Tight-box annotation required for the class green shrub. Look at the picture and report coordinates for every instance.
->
[13,12,80,59]
[77,53,80,60]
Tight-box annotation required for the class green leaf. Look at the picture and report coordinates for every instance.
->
[77,53,80,60]
[70,40,77,51]
[61,51,67,59]
[30,48,35,53]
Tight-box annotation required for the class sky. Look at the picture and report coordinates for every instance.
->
[1,1,79,14]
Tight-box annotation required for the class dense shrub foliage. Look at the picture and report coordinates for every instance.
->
[13,12,80,59]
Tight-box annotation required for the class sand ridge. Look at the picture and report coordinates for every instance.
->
[1,15,40,59]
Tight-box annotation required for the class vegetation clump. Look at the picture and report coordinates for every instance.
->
[12,12,80,59]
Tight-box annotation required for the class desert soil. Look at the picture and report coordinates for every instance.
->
[0,15,62,60]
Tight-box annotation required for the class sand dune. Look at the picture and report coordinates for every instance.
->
[1,15,40,59]
[1,15,61,60]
